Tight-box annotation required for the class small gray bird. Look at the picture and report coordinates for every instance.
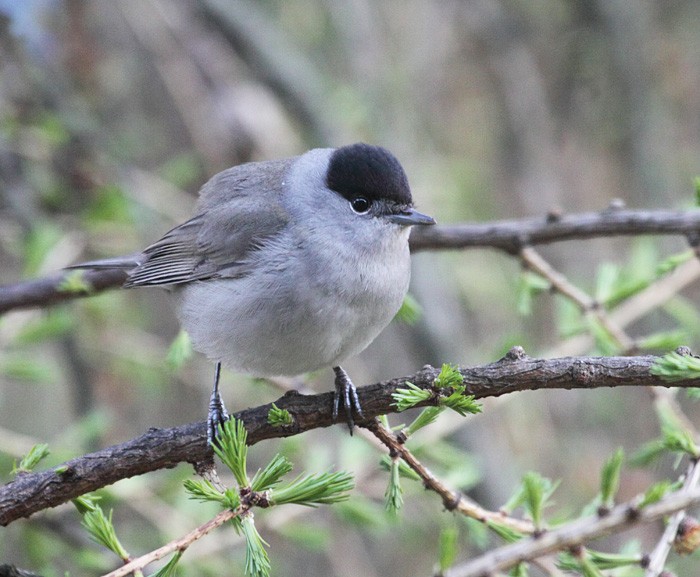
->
[73,143,435,441]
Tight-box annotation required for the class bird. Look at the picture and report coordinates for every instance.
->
[71,143,435,442]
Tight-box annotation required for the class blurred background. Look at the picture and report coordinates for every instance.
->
[1,1,700,575]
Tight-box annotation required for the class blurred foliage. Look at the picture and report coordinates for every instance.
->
[1,1,700,576]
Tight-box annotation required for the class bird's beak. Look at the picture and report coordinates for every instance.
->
[387,207,436,226]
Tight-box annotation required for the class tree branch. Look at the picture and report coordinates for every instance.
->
[2,351,699,527]
[2,209,700,314]
[444,482,700,577]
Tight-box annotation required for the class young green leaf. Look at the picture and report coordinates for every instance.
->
[395,293,423,325]
[405,406,444,436]
[434,364,464,389]
[183,478,239,508]
[266,404,293,427]
[166,330,192,371]
[240,514,271,577]
[12,443,50,475]
[58,270,93,294]
[147,551,182,577]
[213,418,250,487]
[650,350,700,381]
[379,455,421,481]
[384,458,403,514]
[271,471,354,507]
[486,519,523,543]
[521,472,559,530]
[440,388,481,417]
[77,501,129,560]
[250,453,294,492]
[437,525,459,573]
[638,480,675,508]
[392,381,432,412]
[599,448,624,509]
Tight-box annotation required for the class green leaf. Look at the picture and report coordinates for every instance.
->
[147,551,182,577]
[586,317,619,356]
[517,271,550,316]
[559,549,641,571]
[395,293,423,325]
[250,454,294,492]
[271,470,354,507]
[183,478,239,509]
[439,388,481,417]
[392,381,432,412]
[638,480,675,508]
[509,562,529,577]
[266,404,293,427]
[12,443,50,475]
[694,176,700,206]
[405,406,444,436]
[637,330,689,352]
[651,351,700,382]
[438,525,459,573]
[520,472,559,529]
[629,438,666,466]
[240,514,271,577]
[57,270,93,295]
[599,448,624,509]
[379,455,421,481]
[657,250,693,275]
[212,418,249,487]
[166,330,192,371]
[486,519,523,543]
[75,499,129,560]
[434,364,464,389]
[384,458,403,514]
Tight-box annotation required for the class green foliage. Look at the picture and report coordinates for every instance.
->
[250,454,294,492]
[379,455,421,481]
[558,549,641,572]
[183,478,240,509]
[437,524,459,574]
[486,519,523,543]
[270,470,354,507]
[599,448,624,509]
[384,457,403,513]
[395,293,423,324]
[57,270,93,295]
[147,551,182,577]
[638,480,676,508]
[392,364,481,417]
[392,381,432,411]
[650,350,700,382]
[73,495,129,560]
[166,330,193,371]
[516,270,550,316]
[503,472,559,530]
[213,419,250,487]
[405,406,444,436]
[239,515,271,577]
[266,404,293,427]
[11,443,50,475]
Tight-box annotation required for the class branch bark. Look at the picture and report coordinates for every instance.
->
[2,209,700,314]
[1,351,698,527]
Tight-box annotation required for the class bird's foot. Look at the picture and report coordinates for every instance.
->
[207,362,229,448]
[332,366,364,434]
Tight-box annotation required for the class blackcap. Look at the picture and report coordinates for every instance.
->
[73,143,435,441]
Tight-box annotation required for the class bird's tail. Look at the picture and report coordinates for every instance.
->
[66,253,143,271]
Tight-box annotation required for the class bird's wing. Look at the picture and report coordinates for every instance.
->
[124,159,293,287]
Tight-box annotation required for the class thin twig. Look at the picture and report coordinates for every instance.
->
[444,484,700,577]
[366,418,535,534]
[520,246,636,352]
[101,505,246,577]
[644,459,700,577]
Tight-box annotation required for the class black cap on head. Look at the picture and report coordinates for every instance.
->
[325,143,412,206]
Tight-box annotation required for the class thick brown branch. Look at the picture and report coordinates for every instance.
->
[2,209,700,314]
[1,352,699,526]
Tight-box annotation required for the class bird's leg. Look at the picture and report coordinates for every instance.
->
[332,366,364,434]
[207,362,229,447]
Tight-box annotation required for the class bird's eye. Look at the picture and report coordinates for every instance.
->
[350,196,371,214]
